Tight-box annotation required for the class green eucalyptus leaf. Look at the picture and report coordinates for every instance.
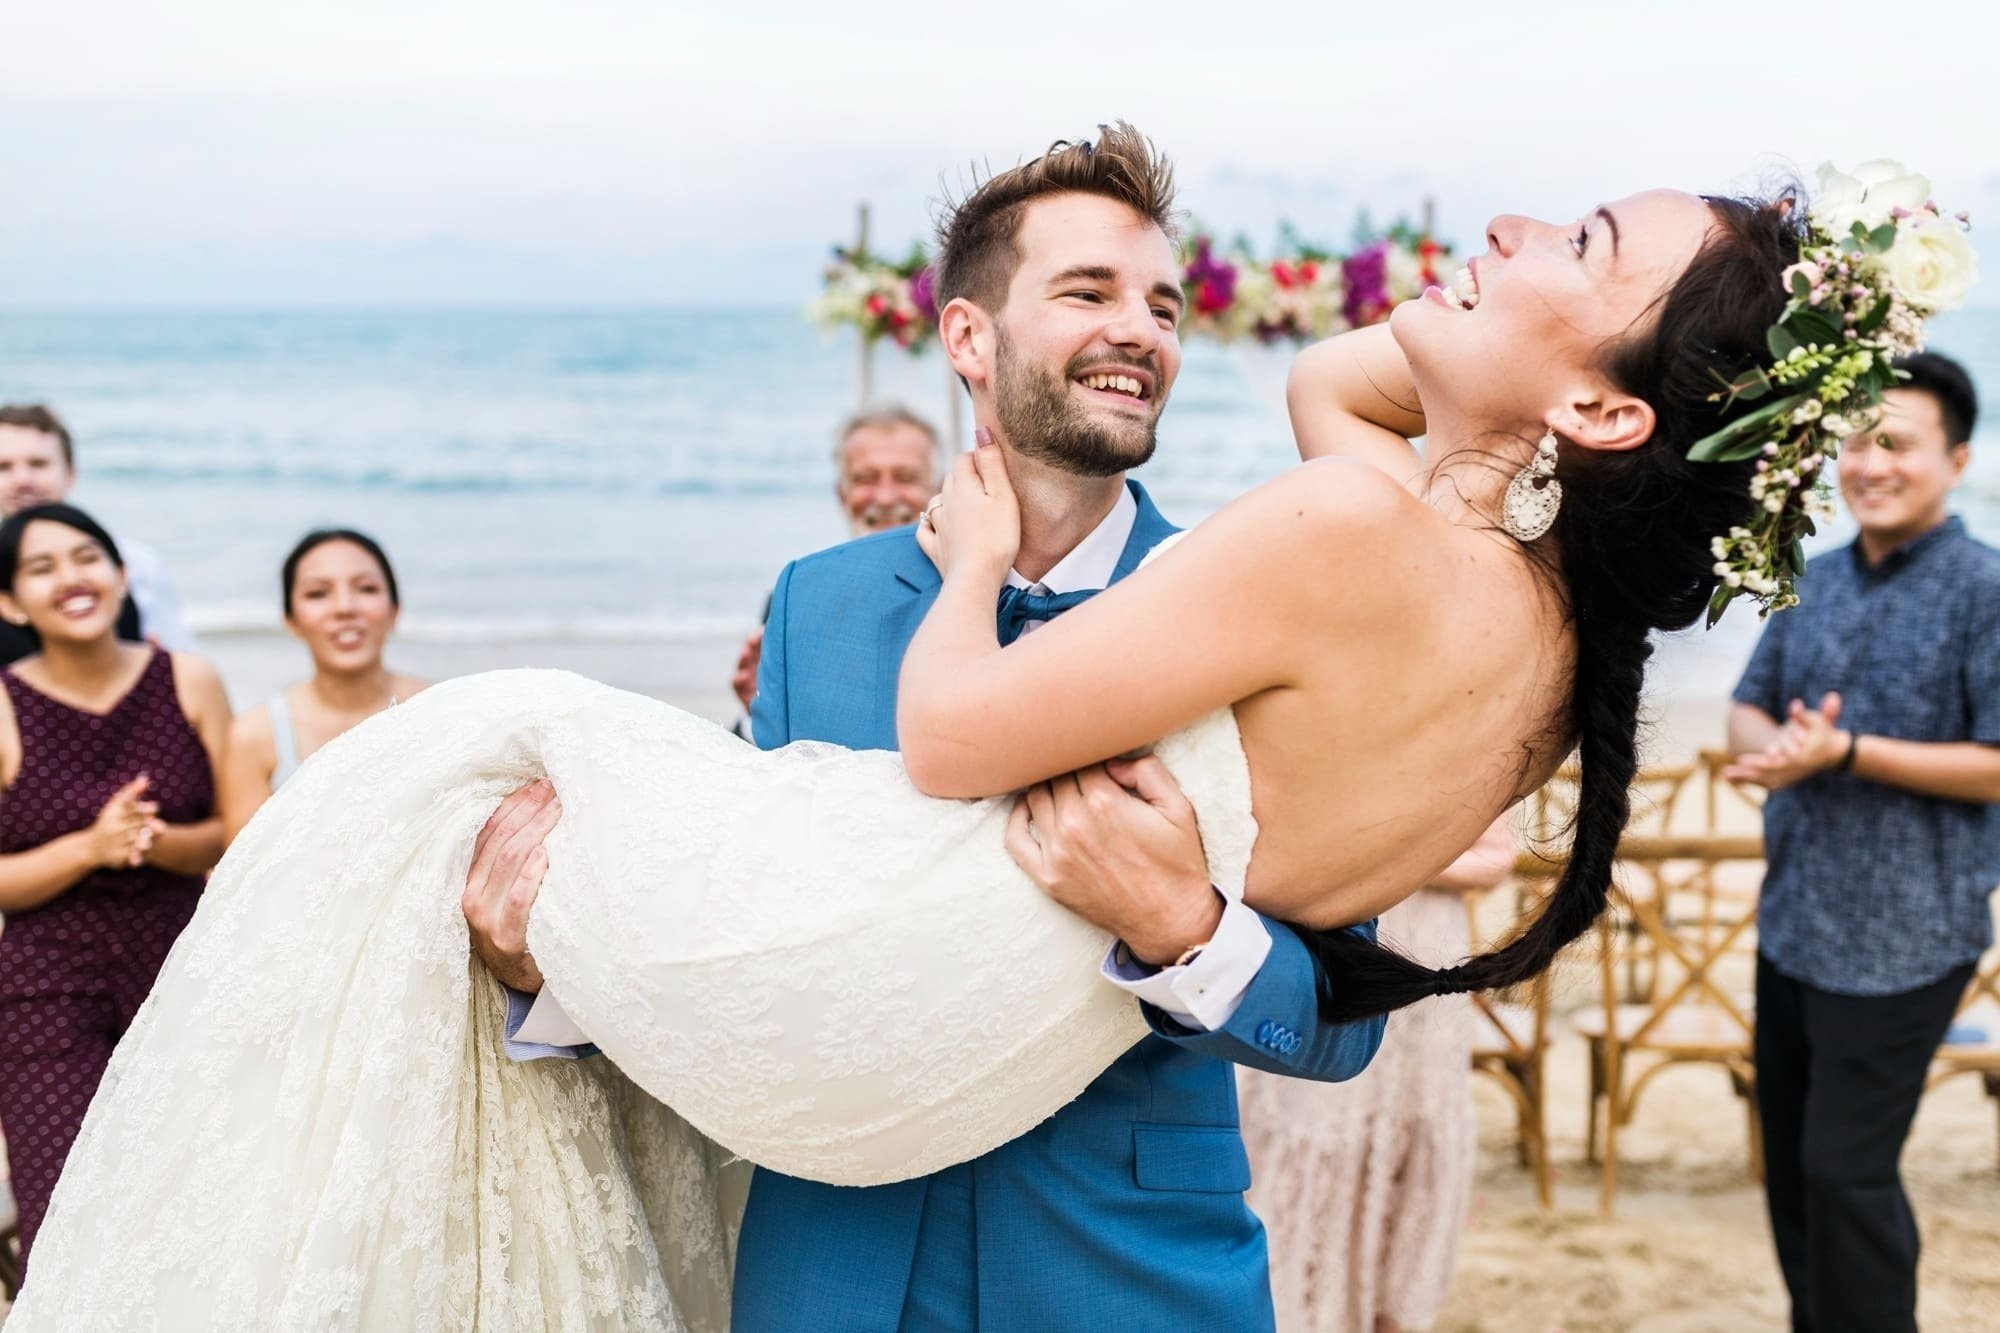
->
[1688,394,1804,462]
[1790,271,1813,301]
[1856,294,1894,335]
[1866,222,1899,253]
[1786,310,1842,348]
[1767,325,1801,361]
[1707,584,1738,628]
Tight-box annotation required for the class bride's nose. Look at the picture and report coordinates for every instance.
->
[1485,214,1531,259]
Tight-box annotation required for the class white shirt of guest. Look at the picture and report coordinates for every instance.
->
[516,483,1270,1047]
[118,535,198,652]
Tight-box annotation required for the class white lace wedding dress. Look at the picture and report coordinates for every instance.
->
[13,660,1256,1328]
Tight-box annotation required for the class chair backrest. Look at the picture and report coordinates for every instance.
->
[1597,834,1766,1048]
[1464,877,1550,1059]
[1699,749,1768,835]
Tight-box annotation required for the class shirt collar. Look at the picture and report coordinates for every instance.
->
[1005,485,1139,594]
[1848,513,1964,577]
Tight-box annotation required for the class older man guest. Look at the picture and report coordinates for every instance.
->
[1725,351,2000,1333]
[729,405,942,713]
[0,405,197,665]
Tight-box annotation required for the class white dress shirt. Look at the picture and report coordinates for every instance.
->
[119,535,198,652]
[514,486,1269,1049]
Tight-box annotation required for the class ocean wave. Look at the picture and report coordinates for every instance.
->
[187,603,750,643]
[87,456,823,498]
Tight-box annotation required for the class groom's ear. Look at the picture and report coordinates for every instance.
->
[941,297,997,392]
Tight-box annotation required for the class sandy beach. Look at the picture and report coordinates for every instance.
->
[1437,1025,2000,1332]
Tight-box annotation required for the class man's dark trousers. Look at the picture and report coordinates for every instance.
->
[1754,953,1973,1333]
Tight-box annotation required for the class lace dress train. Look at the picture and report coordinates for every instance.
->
[11,667,1255,1331]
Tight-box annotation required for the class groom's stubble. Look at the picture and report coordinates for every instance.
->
[993,323,1162,481]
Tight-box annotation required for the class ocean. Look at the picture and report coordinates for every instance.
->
[1,306,1995,740]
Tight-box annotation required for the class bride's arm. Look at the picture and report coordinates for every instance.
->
[897,448,1412,799]
[1287,324,1427,480]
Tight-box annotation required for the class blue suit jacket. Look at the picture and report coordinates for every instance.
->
[733,480,1386,1332]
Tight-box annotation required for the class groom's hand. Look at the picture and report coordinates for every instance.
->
[1006,757,1222,967]
[462,779,563,993]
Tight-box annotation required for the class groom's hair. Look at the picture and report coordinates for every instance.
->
[934,121,1179,314]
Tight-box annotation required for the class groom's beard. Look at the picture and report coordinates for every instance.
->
[994,327,1160,478]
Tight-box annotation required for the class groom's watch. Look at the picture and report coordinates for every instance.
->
[1171,939,1212,969]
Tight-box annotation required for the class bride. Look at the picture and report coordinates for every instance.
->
[14,156,1941,1329]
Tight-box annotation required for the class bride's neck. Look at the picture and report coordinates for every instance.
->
[1411,409,1541,535]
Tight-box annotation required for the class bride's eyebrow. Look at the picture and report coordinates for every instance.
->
[1595,206,1622,258]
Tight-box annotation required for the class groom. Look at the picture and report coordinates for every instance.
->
[468,124,1385,1330]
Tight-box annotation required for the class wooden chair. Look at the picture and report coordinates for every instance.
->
[1927,949,2000,1169]
[1565,832,1767,1216]
[1524,762,1706,1005]
[1468,880,1554,1209]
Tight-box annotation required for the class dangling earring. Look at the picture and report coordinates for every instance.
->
[1502,428,1563,541]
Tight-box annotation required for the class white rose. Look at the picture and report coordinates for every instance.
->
[1815,160,1932,237]
[1884,212,1978,312]
[1382,244,1426,302]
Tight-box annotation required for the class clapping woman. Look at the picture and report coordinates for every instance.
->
[0,504,229,1277]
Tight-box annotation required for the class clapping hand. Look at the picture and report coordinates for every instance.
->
[915,432,1020,584]
[1723,691,1850,792]
[88,774,162,868]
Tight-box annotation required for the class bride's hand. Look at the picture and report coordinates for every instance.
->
[915,439,1019,584]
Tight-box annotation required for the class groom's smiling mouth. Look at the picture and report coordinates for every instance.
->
[1072,365,1155,406]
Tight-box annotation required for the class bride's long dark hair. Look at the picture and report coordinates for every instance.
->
[1301,193,1807,1023]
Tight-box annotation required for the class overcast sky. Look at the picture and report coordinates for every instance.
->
[5,0,1995,306]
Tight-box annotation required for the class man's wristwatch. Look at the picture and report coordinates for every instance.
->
[1171,940,1211,968]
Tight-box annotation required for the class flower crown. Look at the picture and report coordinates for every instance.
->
[1690,161,1976,624]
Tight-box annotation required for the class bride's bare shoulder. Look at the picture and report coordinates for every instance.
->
[1220,458,1449,567]
[1174,458,1458,632]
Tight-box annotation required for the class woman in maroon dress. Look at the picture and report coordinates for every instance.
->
[0,504,229,1277]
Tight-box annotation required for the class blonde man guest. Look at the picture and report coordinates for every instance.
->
[0,405,197,663]
[1239,815,1516,1333]
[218,530,426,842]
[729,405,942,714]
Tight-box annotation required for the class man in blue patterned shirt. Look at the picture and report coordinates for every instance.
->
[1726,351,1999,1333]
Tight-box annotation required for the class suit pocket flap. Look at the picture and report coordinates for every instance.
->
[1132,1125,1252,1194]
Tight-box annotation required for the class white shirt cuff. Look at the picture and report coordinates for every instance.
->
[1100,890,1272,1031]
[516,984,591,1047]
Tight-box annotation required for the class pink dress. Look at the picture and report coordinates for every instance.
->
[1239,887,1475,1331]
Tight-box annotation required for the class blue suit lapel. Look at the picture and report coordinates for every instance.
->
[1111,480,1179,584]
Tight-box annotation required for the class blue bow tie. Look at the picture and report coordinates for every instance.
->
[996,584,1100,645]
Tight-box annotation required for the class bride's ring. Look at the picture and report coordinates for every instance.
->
[921,497,944,528]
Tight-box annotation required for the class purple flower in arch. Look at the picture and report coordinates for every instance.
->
[1184,237,1238,315]
[1343,240,1390,326]
[909,266,939,324]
